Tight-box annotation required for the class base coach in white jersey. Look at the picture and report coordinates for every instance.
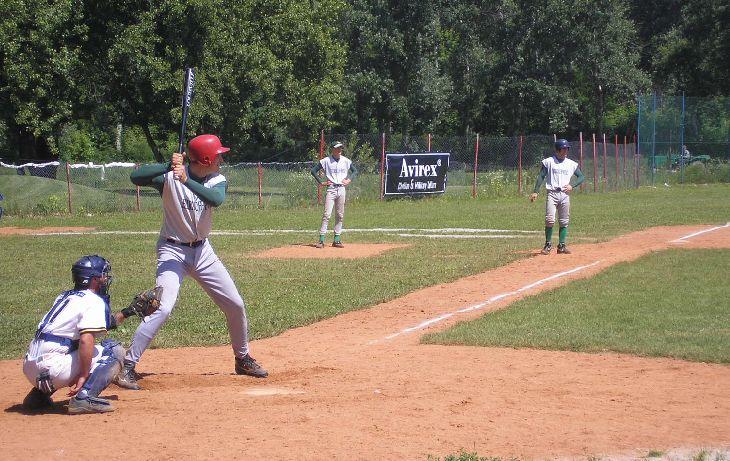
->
[311,140,358,248]
[530,139,585,255]
[115,134,267,390]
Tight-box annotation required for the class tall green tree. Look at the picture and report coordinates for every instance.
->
[653,0,730,95]
[0,0,88,159]
[493,0,648,135]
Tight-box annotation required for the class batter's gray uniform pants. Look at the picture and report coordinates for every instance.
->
[125,239,250,364]
[545,190,570,227]
[320,185,346,236]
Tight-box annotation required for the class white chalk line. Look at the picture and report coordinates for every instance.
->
[375,221,730,344]
[374,260,602,343]
[16,227,540,237]
[670,222,730,243]
[396,234,524,239]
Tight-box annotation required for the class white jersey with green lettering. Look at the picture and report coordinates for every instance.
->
[541,156,579,191]
[320,155,352,186]
[160,167,225,242]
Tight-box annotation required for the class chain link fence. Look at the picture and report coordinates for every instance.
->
[638,93,730,186]
[2,123,723,217]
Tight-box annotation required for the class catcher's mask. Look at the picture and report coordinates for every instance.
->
[72,255,112,296]
[188,134,230,166]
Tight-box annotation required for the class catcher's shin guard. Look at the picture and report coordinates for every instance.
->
[79,340,124,398]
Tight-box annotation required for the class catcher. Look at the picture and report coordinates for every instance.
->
[21,255,162,414]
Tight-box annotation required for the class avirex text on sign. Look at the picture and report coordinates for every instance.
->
[384,152,450,196]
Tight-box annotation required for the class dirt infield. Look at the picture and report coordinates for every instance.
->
[0,226,95,235]
[252,243,410,259]
[1,225,729,460]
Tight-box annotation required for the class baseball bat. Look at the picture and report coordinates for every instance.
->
[177,67,196,156]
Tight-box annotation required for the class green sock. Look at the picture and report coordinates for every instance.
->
[545,226,553,242]
[319,235,325,243]
[333,235,341,243]
[559,226,568,244]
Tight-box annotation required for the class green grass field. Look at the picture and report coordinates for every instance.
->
[0,184,728,360]
[423,248,730,363]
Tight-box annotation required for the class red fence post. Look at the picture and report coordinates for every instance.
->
[134,164,141,212]
[380,132,386,200]
[614,134,619,191]
[257,162,263,208]
[518,135,523,195]
[602,133,607,192]
[472,133,480,198]
[65,162,73,213]
[634,135,641,189]
[579,132,584,191]
[623,135,628,185]
[592,133,598,193]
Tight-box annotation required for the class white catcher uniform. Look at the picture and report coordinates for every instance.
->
[125,166,250,364]
[23,290,111,390]
[318,154,353,236]
[540,155,579,228]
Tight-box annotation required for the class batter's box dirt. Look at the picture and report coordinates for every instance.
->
[251,243,410,259]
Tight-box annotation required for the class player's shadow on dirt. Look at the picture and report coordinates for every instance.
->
[5,395,120,416]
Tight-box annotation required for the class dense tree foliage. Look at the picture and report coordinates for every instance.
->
[0,0,725,161]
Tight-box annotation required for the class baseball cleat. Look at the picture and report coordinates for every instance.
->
[68,395,114,414]
[22,387,53,411]
[557,243,572,254]
[315,242,325,248]
[540,242,552,255]
[114,361,141,390]
[332,241,344,248]
[235,354,268,378]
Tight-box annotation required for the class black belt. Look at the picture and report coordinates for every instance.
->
[36,332,79,352]
[166,238,205,248]
[330,183,344,187]
[550,188,563,192]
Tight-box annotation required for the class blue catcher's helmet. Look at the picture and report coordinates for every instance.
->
[555,139,571,150]
[72,255,112,295]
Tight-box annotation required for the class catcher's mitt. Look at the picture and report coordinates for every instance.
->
[121,286,163,318]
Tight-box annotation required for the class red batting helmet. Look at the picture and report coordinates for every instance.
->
[188,134,230,166]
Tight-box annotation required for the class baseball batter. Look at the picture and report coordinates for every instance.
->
[116,134,267,390]
[22,255,133,414]
[310,141,357,248]
[529,139,585,254]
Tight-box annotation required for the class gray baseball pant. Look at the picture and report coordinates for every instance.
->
[545,190,570,227]
[125,239,250,364]
[320,186,346,236]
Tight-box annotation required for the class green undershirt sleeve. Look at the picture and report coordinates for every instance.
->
[184,177,227,207]
[533,165,548,193]
[348,163,358,181]
[130,163,170,193]
[310,163,324,184]
[571,167,585,188]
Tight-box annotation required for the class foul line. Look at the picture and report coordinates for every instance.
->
[374,260,602,343]
[671,222,730,243]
